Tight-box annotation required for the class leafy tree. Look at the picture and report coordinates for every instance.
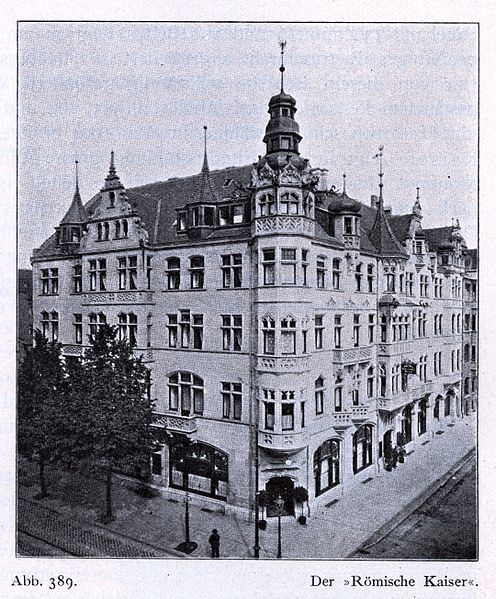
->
[17,331,67,498]
[67,325,159,523]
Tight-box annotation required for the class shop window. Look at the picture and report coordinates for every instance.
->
[314,440,340,496]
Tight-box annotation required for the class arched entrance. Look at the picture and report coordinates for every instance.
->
[265,476,295,516]
[383,429,393,460]
[418,398,428,436]
[434,396,441,421]
[444,394,451,417]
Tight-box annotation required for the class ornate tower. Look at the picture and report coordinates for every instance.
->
[57,161,87,249]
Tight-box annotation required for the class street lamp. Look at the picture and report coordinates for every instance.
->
[253,491,260,559]
[275,494,284,559]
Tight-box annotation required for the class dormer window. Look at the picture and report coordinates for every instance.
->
[344,217,353,235]
[109,191,115,208]
[415,240,423,254]
[178,212,187,231]
[192,207,200,227]
[233,205,244,224]
[204,206,215,226]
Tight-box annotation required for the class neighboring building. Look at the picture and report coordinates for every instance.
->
[17,269,33,363]
[462,248,478,415]
[31,60,477,517]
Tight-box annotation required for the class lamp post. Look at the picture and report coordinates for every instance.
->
[275,494,284,559]
[184,493,191,548]
[253,491,260,559]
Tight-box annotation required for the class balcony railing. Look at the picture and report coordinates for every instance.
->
[252,215,314,237]
[82,290,154,305]
[255,355,310,373]
[153,413,198,435]
[333,345,373,364]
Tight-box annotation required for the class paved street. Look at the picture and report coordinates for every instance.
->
[17,416,476,559]
[351,455,476,560]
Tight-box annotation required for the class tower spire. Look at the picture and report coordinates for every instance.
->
[342,173,347,195]
[202,125,209,172]
[74,160,80,198]
[378,144,384,203]
[416,186,420,201]
[279,40,287,93]
[109,150,116,176]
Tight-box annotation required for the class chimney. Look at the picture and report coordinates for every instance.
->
[371,194,379,209]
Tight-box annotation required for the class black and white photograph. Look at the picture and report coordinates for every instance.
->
[11,14,484,595]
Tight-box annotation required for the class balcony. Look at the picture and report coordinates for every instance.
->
[255,355,310,373]
[82,290,154,306]
[61,344,83,357]
[258,430,306,455]
[252,215,314,237]
[351,406,370,423]
[378,342,411,357]
[331,412,352,430]
[153,413,198,435]
[333,345,374,364]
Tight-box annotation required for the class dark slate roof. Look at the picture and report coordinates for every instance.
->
[368,201,408,258]
[423,226,456,252]
[60,188,87,225]
[465,248,478,270]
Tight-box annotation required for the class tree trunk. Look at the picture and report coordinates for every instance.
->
[39,456,47,497]
[105,467,113,522]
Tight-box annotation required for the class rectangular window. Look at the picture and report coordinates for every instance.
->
[368,314,374,344]
[334,315,342,348]
[386,273,395,292]
[367,265,374,293]
[222,382,242,421]
[334,387,342,412]
[167,314,178,347]
[332,259,341,290]
[180,310,190,348]
[151,452,162,476]
[280,249,297,285]
[317,257,326,289]
[315,379,324,415]
[89,312,106,338]
[222,315,243,351]
[353,314,360,347]
[315,315,324,350]
[262,318,275,354]
[89,260,97,291]
[281,403,294,431]
[72,265,82,294]
[302,250,308,286]
[74,313,82,344]
[367,368,374,397]
[166,257,181,289]
[190,256,204,289]
[351,389,359,406]
[264,390,275,430]
[262,249,275,285]
[41,268,59,295]
[355,264,362,292]
[118,313,138,346]
[221,254,242,288]
[192,314,203,350]
[146,256,152,290]
[281,318,296,355]
[97,259,107,291]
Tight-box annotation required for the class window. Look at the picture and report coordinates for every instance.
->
[344,217,353,235]
[302,250,308,286]
[221,254,242,288]
[392,364,401,394]
[464,377,470,396]
[114,220,121,238]
[314,440,340,496]
[464,344,470,363]
[89,259,106,291]
[399,273,404,293]
[368,314,374,344]
[380,314,387,342]
[118,256,138,290]
[72,265,82,294]
[472,345,476,362]
[281,249,297,285]
[222,382,242,421]
[334,315,342,348]
[315,315,324,350]
[367,366,374,397]
[353,314,360,347]
[168,372,204,416]
[280,192,299,215]
[41,311,58,342]
[263,389,275,430]
[177,212,187,231]
[367,264,374,292]
[262,249,275,285]
[146,256,152,290]
[317,256,326,288]
[190,256,204,289]
[222,315,242,352]
[386,273,395,292]
[191,207,200,227]
[259,193,275,216]
[379,363,387,397]
[420,275,428,297]
[279,317,295,354]
[146,313,152,347]
[332,259,341,290]
[166,257,181,290]
[353,424,373,474]
[315,377,325,415]
[151,451,162,476]
[418,399,428,436]
[262,317,275,354]
[73,313,82,344]
[233,205,244,224]
[41,268,58,295]
[204,206,215,226]
[192,315,203,350]
[334,385,342,412]
[351,388,359,406]
[355,263,363,291]
[118,313,138,346]
[89,312,106,338]
[419,355,428,382]
[281,391,295,430]
[167,314,178,347]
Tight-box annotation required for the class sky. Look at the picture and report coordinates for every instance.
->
[17,22,478,267]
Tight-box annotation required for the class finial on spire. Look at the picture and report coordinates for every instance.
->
[75,160,80,195]
[377,144,384,202]
[109,150,116,177]
[279,40,287,93]
[342,173,347,194]
[416,186,420,200]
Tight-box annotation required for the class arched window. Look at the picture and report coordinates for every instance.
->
[353,424,373,474]
[169,442,228,500]
[314,439,340,496]
[259,193,275,216]
[444,394,452,417]
[168,371,204,416]
[280,192,299,215]
[464,344,470,362]
[261,317,275,355]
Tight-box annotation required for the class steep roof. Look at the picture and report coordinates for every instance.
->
[60,187,87,225]
[423,226,456,252]
[368,200,408,258]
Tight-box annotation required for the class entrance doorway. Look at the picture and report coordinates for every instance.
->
[383,429,393,459]
[265,476,295,517]
[400,404,413,444]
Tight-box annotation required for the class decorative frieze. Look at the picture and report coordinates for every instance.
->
[256,356,310,372]
[333,346,373,364]
[253,215,314,236]
[82,291,154,305]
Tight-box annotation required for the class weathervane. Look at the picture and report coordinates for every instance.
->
[279,40,287,92]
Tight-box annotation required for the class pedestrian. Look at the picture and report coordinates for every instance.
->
[208,528,220,558]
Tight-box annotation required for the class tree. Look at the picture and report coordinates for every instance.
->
[67,325,159,523]
[17,331,67,498]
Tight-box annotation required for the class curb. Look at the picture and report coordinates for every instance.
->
[347,446,475,557]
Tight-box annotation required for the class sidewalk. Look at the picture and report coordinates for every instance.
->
[17,415,476,559]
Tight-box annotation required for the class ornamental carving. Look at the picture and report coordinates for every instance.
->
[278,163,301,185]
[255,216,314,235]
[283,436,294,445]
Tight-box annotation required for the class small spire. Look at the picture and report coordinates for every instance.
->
[342,173,347,195]
[202,126,209,172]
[279,40,287,93]
[109,150,116,176]
[74,160,80,198]
[102,149,124,191]
[416,186,420,201]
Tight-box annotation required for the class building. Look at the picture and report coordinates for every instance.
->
[31,56,477,518]
[17,268,33,363]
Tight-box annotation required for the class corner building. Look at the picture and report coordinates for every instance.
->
[31,67,477,518]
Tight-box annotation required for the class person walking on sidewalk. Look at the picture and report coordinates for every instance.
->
[208,529,220,558]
